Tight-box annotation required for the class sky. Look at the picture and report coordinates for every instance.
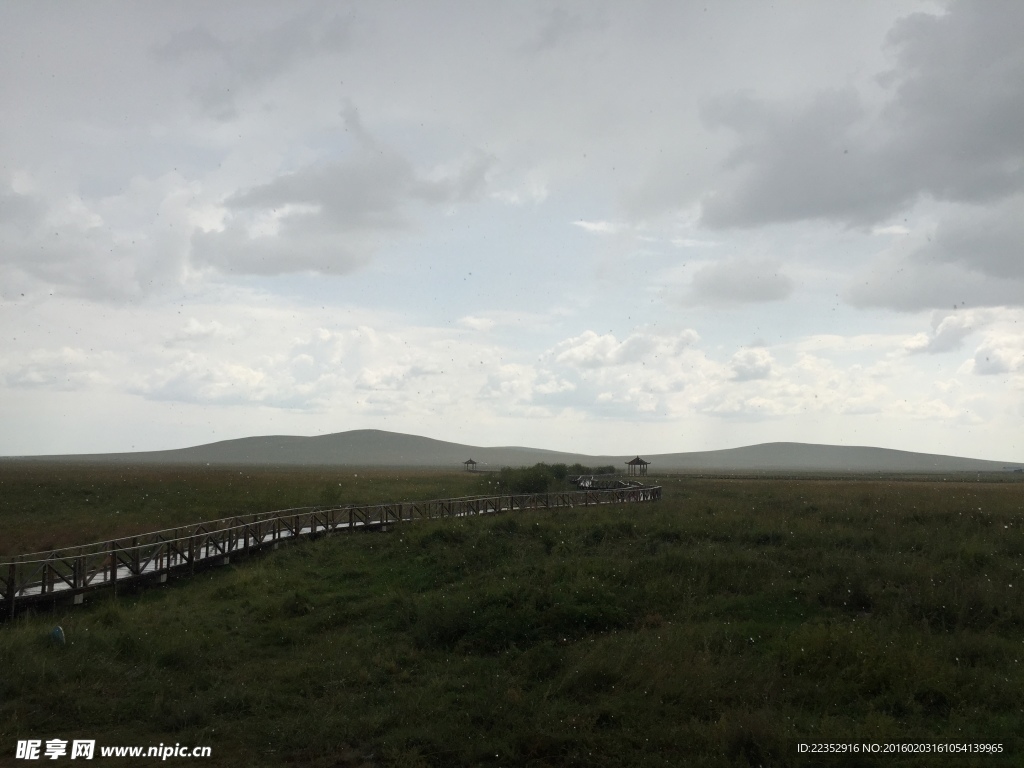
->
[1,1,1022,461]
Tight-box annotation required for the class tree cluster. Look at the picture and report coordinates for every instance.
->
[494,462,617,494]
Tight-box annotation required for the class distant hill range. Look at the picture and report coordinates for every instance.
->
[8,429,1024,473]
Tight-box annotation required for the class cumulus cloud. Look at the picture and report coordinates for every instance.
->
[153,12,353,120]
[967,331,1024,376]
[796,333,906,354]
[904,310,986,354]
[458,316,496,332]
[701,1,1024,229]
[0,186,45,226]
[851,194,1024,311]
[730,348,774,381]
[701,87,886,227]
[971,346,1023,376]
[478,364,575,417]
[543,325,987,426]
[127,321,516,415]
[0,175,195,301]
[479,364,538,403]
[549,330,699,369]
[355,363,442,392]
[538,328,719,420]
[164,318,238,346]
[846,252,1024,312]
[136,354,285,407]
[678,259,793,306]
[915,197,1024,280]
[573,220,621,234]
[695,348,980,423]
[0,347,113,390]
[192,105,493,275]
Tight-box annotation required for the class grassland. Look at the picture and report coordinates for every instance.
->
[1,465,1023,766]
[0,463,489,556]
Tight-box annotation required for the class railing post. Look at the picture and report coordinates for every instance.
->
[131,537,140,576]
[6,563,16,619]
[73,554,86,604]
[109,542,118,593]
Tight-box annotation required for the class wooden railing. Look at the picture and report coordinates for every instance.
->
[1,485,661,618]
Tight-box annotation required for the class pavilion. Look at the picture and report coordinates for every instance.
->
[625,456,650,477]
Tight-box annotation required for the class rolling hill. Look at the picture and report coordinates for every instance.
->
[7,428,1022,473]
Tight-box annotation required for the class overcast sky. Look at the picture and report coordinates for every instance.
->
[2,0,1022,460]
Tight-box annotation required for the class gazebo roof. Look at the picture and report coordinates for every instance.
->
[463,458,478,464]
[625,456,650,465]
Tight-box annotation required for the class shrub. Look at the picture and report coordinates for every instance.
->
[496,464,558,494]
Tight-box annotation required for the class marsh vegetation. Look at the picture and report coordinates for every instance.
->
[1,466,1022,766]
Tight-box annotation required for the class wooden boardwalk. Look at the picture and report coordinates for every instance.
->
[1,485,661,619]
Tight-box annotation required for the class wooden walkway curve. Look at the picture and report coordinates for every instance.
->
[1,485,661,619]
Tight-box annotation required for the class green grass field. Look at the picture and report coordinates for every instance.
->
[1,465,1022,766]
[0,464,490,556]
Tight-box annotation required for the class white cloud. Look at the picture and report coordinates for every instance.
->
[549,330,699,369]
[796,333,907,354]
[969,337,1024,376]
[573,220,621,234]
[903,310,986,354]
[0,347,114,390]
[137,355,270,405]
[152,10,354,121]
[850,198,1024,311]
[355,363,442,392]
[694,348,981,423]
[671,237,719,248]
[700,3,1024,229]
[678,259,793,306]
[3,3,1024,462]
[846,254,1024,312]
[458,316,496,332]
[191,106,493,276]
[490,170,549,205]
[0,173,195,301]
[164,318,239,346]
[730,348,774,381]
[478,364,575,416]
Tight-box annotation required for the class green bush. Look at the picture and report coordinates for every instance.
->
[567,462,617,476]
[494,461,622,493]
[496,463,557,493]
